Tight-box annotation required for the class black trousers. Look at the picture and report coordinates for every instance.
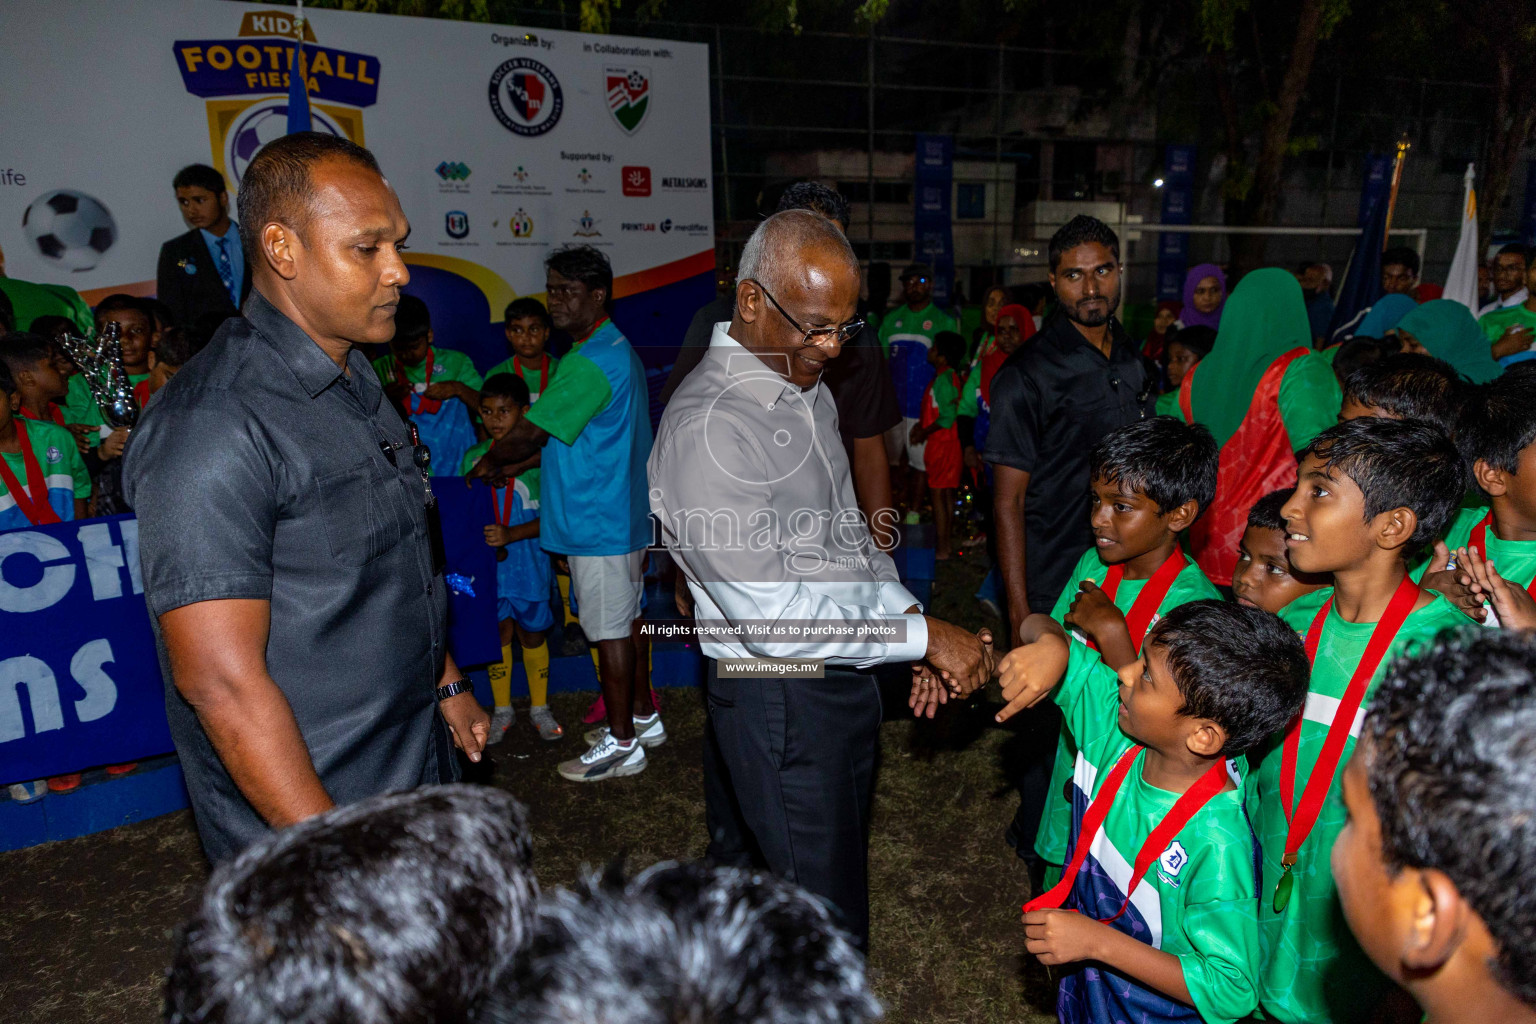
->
[705,662,882,949]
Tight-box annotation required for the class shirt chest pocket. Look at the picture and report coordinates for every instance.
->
[314,458,406,566]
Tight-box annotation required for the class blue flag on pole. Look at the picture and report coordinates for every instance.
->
[1327,193,1388,344]
[287,28,312,133]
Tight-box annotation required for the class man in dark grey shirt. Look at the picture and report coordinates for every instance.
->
[125,133,488,863]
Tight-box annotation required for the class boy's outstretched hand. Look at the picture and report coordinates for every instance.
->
[1421,540,1486,622]
[1065,580,1129,645]
[995,630,1068,723]
[1460,545,1536,630]
[1023,908,1106,965]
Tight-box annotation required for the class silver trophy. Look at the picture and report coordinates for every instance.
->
[58,320,140,429]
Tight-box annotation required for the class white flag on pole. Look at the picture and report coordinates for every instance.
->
[1444,163,1479,314]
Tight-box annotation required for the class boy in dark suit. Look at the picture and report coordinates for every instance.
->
[156,164,251,327]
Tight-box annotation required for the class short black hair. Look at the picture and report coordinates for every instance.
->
[1089,416,1219,517]
[1145,600,1310,756]
[1048,215,1119,273]
[1167,324,1216,359]
[0,331,56,375]
[484,860,880,1024]
[154,326,198,369]
[1459,370,1536,495]
[1364,629,1536,1008]
[1341,353,1465,439]
[390,294,431,346]
[1329,336,1381,384]
[144,296,177,331]
[164,785,537,1024]
[26,314,74,341]
[173,163,228,195]
[1496,242,1531,266]
[236,132,384,258]
[545,245,613,305]
[1246,488,1293,532]
[0,359,14,398]
[1298,417,1464,553]
[502,297,551,329]
[933,329,966,368]
[94,293,154,328]
[1381,246,1421,277]
[776,181,852,231]
[481,372,530,407]
[0,287,13,333]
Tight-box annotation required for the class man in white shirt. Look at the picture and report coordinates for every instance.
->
[1479,243,1530,317]
[649,210,992,949]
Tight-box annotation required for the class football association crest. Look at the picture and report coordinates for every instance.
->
[605,66,650,134]
[511,209,534,238]
[490,58,563,137]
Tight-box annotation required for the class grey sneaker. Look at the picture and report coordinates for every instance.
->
[558,732,647,782]
[487,706,515,746]
[583,712,666,748]
[529,704,564,741]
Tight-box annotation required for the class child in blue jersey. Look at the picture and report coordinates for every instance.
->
[461,373,560,743]
[375,294,481,480]
[997,600,1310,1024]
[0,358,90,527]
[1032,416,1223,886]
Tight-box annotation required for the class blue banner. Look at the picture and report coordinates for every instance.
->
[1359,153,1393,227]
[914,133,955,307]
[0,492,501,785]
[1157,144,1196,301]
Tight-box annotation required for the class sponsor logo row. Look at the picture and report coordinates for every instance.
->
[441,209,711,241]
[436,161,708,198]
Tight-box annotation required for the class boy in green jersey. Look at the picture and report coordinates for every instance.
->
[1251,417,1468,1023]
[997,601,1309,1024]
[486,297,559,404]
[373,295,482,479]
[1231,490,1330,618]
[1033,416,1222,886]
[1335,630,1536,1024]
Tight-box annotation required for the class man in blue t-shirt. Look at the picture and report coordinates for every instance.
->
[469,245,658,783]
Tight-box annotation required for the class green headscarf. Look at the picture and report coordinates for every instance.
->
[1189,268,1313,446]
[1394,299,1503,384]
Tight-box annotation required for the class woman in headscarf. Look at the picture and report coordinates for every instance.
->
[968,284,1009,359]
[1177,263,1227,330]
[1142,299,1181,362]
[1392,299,1503,383]
[1176,268,1342,585]
[1353,292,1418,342]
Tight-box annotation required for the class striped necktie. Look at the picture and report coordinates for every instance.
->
[215,236,237,307]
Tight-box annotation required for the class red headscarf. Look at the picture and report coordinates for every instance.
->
[1142,300,1181,362]
[980,304,1036,407]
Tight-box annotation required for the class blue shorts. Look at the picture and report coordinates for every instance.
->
[498,595,554,633]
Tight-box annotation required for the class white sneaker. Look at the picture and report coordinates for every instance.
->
[487,706,515,746]
[583,712,666,748]
[558,732,647,782]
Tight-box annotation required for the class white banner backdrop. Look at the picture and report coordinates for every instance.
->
[0,0,714,363]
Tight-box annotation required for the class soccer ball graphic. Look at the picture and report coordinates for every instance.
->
[627,70,646,92]
[228,102,343,185]
[22,190,117,271]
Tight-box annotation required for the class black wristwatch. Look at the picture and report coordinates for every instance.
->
[435,679,472,702]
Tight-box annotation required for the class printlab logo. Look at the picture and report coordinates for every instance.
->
[445,210,470,239]
[622,221,656,233]
[489,57,563,137]
[435,161,471,181]
[510,208,534,238]
[621,165,651,197]
[605,66,651,134]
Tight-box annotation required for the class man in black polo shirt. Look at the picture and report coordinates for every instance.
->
[125,133,489,863]
[982,215,1154,875]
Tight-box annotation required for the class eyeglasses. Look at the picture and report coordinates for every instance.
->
[748,280,865,347]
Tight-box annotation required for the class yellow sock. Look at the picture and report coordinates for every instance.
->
[557,573,578,625]
[524,640,551,708]
[590,646,602,680]
[488,642,514,709]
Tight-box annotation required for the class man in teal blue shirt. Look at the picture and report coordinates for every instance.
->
[469,245,659,783]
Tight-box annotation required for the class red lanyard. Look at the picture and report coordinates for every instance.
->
[0,419,63,525]
[573,315,610,348]
[18,403,65,427]
[1101,549,1187,652]
[514,354,550,395]
[1024,745,1230,920]
[1273,574,1420,911]
[493,482,515,526]
[395,348,442,415]
[1469,512,1536,598]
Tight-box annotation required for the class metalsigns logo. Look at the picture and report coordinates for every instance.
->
[172,12,375,187]
[573,210,602,237]
[445,211,469,238]
[605,66,651,134]
[661,175,708,191]
[510,208,534,238]
[621,165,651,197]
[436,161,471,181]
[490,57,563,137]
